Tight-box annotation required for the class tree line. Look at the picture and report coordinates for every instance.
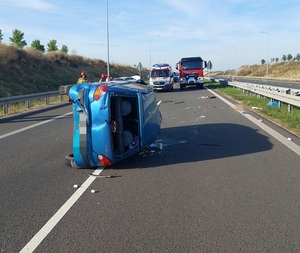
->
[0,28,68,53]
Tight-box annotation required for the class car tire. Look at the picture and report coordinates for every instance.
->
[197,83,203,89]
[65,154,74,167]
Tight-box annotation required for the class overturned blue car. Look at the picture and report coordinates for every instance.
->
[59,81,162,168]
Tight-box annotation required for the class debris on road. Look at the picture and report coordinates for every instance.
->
[251,106,263,110]
[200,96,216,99]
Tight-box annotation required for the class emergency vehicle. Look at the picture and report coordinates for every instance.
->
[176,57,207,89]
[149,63,174,91]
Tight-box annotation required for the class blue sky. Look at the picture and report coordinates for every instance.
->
[1,0,300,71]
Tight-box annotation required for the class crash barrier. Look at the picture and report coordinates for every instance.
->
[0,91,63,115]
[206,77,300,112]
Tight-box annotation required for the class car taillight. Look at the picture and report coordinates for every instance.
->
[98,154,112,166]
[94,85,108,100]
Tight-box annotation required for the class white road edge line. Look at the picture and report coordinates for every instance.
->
[206,87,300,156]
[0,112,73,140]
[20,168,104,253]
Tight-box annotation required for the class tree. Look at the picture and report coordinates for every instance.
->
[61,44,68,54]
[282,55,287,62]
[261,59,265,65]
[295,53,300,61]
[0,29,3,42]
[31,39,45,52]
[9,29,27,48]
[287,54,293,61]
[47,39,58,52]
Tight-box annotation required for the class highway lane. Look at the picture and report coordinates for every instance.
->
[1,84,300,252]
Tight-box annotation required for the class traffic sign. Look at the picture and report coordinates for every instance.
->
[137,62,143,72]
[207,60,213,70]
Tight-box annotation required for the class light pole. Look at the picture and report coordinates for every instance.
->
[259,31,269,77]
[106,0,110,80]
[150,35,160,70]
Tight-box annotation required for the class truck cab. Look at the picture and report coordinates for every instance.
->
[176,57,207,89]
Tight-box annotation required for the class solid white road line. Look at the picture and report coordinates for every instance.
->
[206,87,300,156]
[20,168,103,253]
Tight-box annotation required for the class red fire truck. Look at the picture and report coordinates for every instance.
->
[176,57,207,89]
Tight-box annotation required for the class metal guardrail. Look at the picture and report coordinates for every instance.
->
[0,91,63,115]
[206,77,300,112]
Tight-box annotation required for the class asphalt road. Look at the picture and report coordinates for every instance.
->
[1,83,300,252]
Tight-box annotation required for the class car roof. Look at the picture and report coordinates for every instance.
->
[113,77,136,81]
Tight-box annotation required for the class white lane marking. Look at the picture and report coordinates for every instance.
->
[206,87,300,156]
[0,112,73,140]
[20,168,103,253]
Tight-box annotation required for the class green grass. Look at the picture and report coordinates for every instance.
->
[206,81,300,137]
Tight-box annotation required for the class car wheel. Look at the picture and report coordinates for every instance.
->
[65,154,74,167]
[197,83,203,89]
[180,85,184,90]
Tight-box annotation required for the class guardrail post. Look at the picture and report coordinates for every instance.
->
[288,104,293,112]
[27,100,31,109]
[46,97,49,105]
[3,104,8,114]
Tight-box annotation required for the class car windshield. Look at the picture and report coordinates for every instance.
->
[151,70,169,77]
[181,61,201,70]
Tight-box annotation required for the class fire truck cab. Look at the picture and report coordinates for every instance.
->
[176,57,207,89]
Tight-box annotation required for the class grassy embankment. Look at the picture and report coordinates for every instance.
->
[0,43,148,115]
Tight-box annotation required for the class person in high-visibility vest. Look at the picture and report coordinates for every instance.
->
[77,71,88,84]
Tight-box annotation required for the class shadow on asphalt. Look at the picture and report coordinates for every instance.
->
[109,122,272,170]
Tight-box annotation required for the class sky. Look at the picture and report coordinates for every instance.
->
[1,0,300,71]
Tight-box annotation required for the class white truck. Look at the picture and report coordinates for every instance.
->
[149,63,174,91]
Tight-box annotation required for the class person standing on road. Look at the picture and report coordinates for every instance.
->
[77,71,88,84]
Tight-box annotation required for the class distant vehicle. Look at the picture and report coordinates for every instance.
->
[59,81,162,168]
[173,73,179,83]
[113,77,136,82]
[149,63,174,91]
[176,57,207,89]
[131,75,141,80]
[114,76,147,85]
